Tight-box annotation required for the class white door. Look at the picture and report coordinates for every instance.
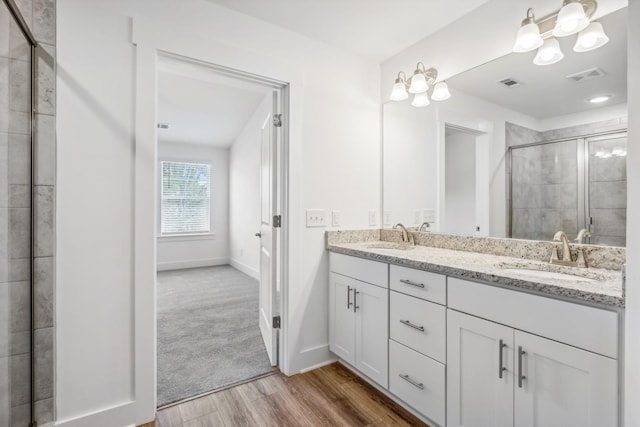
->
[514,330,618,427]
[258,92,279,366]
[354,281,389,388]
[447,310,514,427]
[329,273,355,365]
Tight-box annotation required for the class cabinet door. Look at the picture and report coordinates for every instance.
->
[355,280,389,388]
[447,310,514,427]
[329,273,355,365]
[514,330,618,427]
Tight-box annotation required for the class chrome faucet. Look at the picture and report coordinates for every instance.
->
[575,228,591,244]
[418,222,431,232]
[393,223,414,244]
[553,231,572,262]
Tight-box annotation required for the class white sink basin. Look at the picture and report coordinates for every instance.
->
[499,268,599,283]
[364,241,415,251]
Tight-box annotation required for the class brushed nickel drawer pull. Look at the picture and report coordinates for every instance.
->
[498,339,507,379]
[399,374,424,390]
[400,279,425,288]
[347,286,353,309]
[518,346,526,388]
[400,319,425,332]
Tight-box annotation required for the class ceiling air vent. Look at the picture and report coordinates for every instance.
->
[497,77,522,88]
[566,67,606,83]
[157,123,170,129]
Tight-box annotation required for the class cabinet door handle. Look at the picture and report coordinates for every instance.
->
[347,286,353,309]
[400,279,425,288]
[498,339,507,379]
[399,374,424,390]
[400,319,425,332]
[518,346,526,388]
[354,290,360,313]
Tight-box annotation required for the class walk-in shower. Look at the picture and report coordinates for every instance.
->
[1,0,38,426]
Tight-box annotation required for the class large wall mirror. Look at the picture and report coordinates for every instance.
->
[382,6,627,247]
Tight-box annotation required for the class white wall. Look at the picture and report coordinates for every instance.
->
[229,95,270,280]
[57,0,379,424]
[156,141,230,271]
[624,1,640,424]
[444,131,476,235]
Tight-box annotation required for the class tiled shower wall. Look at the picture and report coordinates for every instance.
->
[507,119,627,246]
[0,0,56,425]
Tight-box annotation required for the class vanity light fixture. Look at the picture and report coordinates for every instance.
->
[513,0,605,66]
[533,38,564,66]
[389,63,450,106]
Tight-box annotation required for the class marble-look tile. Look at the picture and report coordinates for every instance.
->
[8,1,33,60]
[0,257,30,283]
[0,330,29,358]
[10,352,30,406]
[35,397,54,424]
[0,208,8,260]
[8,133,30,185]
[13,0,33,29]
[9,58,30,113]
[541,153,577,186]
[11,401,30,427]
[33,0,55,45]
[2,281,30,333]
[0,57,8,109]
[9,184,30,208]
[590,180,627,209]
[589,154,626,182]
[512,208,542,237]
[35,114,55,185]
[3,111,31,135]
[591,235,626,248]
[34,256,53,329]
[34,185,54,257]
[541,184,577,210]
[511,183,541,209]
[35,43,55,115]
[8,207,30,259]
[541,209,577,240]
[34,327,53,401]
[590,208,626,239]
[0,356,8,426]
[506,122,542,147]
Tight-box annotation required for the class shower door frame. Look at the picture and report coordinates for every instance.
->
[2,0,38,426]
[507,127,627,242]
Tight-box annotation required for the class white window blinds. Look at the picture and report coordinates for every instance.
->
[161,161,211,234]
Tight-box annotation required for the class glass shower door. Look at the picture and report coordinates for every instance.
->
[1,0,34,425]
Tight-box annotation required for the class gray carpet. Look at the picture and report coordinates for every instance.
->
[157,265,272,407]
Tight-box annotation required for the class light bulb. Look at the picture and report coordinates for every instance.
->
[574,22,609,52]
[409,72,428,94]
[553,1,590,37]
[411,92,430,107]
[431,82,451,101]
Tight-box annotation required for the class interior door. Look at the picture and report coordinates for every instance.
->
[258,91,279,366]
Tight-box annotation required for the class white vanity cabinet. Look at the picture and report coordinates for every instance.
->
[447,278,619,427]
[329,253,389,388]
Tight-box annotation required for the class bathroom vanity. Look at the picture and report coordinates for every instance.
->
[327,230,624,427]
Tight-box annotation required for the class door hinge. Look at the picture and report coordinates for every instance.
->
[273,215,282,228]
[273,315,281,329]
[273,114,283,127]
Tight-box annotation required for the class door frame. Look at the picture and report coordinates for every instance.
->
[132,18,292,424]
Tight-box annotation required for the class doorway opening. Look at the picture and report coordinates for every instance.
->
[442,124,486,236]
[154,53,287,408]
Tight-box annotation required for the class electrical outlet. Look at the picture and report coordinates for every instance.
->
[332,210,341,227]
[383,211,392,226]
[423,209,436,223]
[368,210,378,226]
[414,210,421,225]
[306,209,327,227]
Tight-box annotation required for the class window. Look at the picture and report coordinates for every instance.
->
[160,161,211,235]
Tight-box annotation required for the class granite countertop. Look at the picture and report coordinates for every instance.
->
[327,241,624,308]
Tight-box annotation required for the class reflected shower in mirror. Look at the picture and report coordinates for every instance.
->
[382,6,627,247]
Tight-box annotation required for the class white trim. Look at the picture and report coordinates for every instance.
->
[289,344,334,374]
[54,401,136,427]
[133,16,295,423]
[156,257,229,272]
[229,258,260,280]
[298,356,338,374]
[156,233,216,242]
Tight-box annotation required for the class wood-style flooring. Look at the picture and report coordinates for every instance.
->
[156,363,429,427]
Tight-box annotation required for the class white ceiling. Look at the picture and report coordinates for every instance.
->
[157,57,272,148]
[205,0,491,61]
[447,8,627,119]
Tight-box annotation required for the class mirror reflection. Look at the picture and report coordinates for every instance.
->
[382,6,627,247]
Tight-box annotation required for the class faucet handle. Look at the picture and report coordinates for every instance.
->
[576,248,588,268]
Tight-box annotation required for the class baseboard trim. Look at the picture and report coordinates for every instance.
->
[291,344,335,374]
[55,401,136,427]
[229,258,259,280]
[156,257,228,271]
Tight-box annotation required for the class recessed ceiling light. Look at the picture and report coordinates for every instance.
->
[588,95,610,104]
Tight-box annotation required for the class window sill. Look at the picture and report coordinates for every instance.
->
[157,233,216,242]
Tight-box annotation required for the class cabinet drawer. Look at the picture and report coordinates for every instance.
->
[330,252,388,288]
[390,265,446,304]
[390,291,446,363]
[389,340,445,426]
[448,277,619,359]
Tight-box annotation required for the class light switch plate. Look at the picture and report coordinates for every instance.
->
[423,209,436,223]
[383,211,392,226]
[368,210,378,226]
[306,209,327,227]
[331,210,341,227]
[414,210,421,225]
